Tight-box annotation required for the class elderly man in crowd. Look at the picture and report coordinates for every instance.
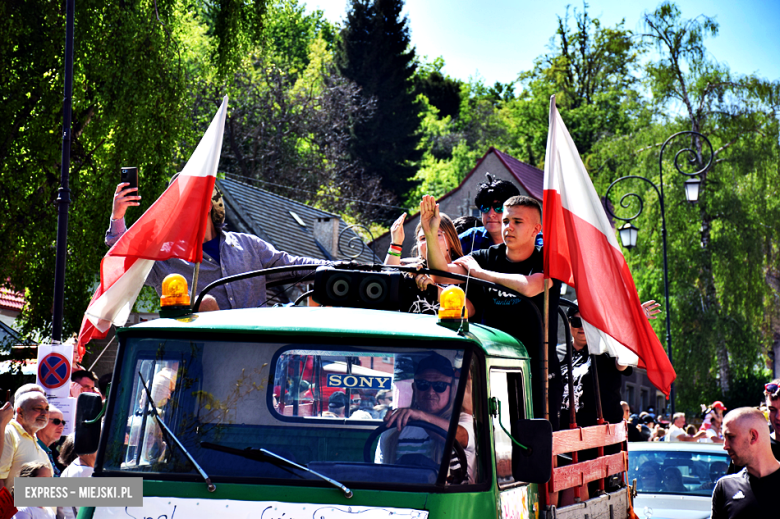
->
[36,404,65,477]
[711,407,780,518]
[0,391,53,491]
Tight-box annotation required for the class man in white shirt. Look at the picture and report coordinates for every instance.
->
[667,412,706,442]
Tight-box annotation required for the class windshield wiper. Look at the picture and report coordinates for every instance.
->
[200,442,352,498]
[138,372,216,492]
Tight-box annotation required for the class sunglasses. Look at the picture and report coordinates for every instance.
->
[765,383,779,396]
[478,203,504,214]
[570,317,583,328]
[50,418,66,426]
[415,379,452,393]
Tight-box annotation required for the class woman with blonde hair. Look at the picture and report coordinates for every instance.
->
[385,207,474,316]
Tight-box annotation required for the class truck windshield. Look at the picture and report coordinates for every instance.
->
[102,337,470,488]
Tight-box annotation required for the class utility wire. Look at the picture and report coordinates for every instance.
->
[223,172,408,211]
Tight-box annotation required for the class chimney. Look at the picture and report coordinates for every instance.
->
[313,217,340,259]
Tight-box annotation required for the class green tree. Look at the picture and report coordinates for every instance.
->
[414,57,462,120]
[335,0,422,208]
[210,35,390,221]
[591,1,780,411]
[0,0,265,343]
[506,4,647,167]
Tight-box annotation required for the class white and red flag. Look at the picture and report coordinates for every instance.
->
[542,96,676,395]
[76,96,229,354]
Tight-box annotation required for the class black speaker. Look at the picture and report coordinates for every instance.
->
[359,275,389,305]
[313,267,401,310]
[325,272,353,304]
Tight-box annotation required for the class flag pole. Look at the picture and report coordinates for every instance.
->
[191,263,201,307]
[543,282,549,421]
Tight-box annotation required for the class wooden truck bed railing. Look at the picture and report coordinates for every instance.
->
[546,421,628,496]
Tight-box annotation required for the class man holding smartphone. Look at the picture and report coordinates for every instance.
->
[108,177,327,311]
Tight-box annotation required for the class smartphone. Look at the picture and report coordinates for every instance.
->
[120,167,139,191]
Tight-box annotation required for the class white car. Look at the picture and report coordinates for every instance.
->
[628,441,730,519]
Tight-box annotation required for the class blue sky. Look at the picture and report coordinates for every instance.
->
[304,0,780,87]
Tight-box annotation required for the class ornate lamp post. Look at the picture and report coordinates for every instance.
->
[604,131,713,415]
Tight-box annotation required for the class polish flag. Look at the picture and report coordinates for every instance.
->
[542,97,675,395]
[76,96,229,353]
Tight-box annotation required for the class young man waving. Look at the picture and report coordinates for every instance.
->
[422,194,562,429]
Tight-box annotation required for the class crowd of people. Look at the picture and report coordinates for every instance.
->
[629,381,780,517]
[1,370,104,519]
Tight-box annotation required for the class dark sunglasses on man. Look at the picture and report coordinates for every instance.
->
[50,418,67,426]
[415,379,452,393]
[570,317,583,328]
[765,382,780,397]
[478,202,504,214]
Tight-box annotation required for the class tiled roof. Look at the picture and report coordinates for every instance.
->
[218,177,380,264]
[440,147,543,203]
[0,321,25,348]
[492,148,544,200]
[0,287,24,312]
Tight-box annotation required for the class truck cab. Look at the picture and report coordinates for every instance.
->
[78,267,631,519]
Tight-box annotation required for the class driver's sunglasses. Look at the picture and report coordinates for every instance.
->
[765,383,780,396]
[478,203,504,214]
[570,317,583,328]
[415,379,451,393]
[50,418,67,426]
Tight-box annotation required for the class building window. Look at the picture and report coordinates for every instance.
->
[626,384,635,412]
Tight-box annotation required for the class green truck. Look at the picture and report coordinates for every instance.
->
[76,265,632,519]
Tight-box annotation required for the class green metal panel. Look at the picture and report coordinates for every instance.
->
[119,307,530,360]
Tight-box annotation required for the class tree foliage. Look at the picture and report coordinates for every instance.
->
[211,36,390,221]
[335,0,422,208]
[589,1,780,411]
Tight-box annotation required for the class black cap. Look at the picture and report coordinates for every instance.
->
[415,353,454,377]
[328,391,347,408]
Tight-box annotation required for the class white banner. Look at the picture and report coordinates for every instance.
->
[35,343,73,400]
[94,497,428,519]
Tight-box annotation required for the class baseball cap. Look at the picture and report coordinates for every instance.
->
[415,353,454,377]
[712,401,727,410]
[328,391,347,409]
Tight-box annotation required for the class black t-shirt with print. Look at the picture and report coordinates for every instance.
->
[469,244,562,426]
[559,346,632,428]
[711,466,780,519]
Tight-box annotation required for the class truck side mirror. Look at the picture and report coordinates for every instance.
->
[75,392,103,455]
[511,418,553,483]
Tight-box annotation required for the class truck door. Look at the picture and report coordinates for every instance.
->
[491,367,534,518]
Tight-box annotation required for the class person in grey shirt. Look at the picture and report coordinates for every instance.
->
[107,180,326,310]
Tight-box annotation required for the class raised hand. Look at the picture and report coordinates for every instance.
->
[390,212,406,245]
[419,195,440,235]
[642,300,662,320]
[112,182,141,220]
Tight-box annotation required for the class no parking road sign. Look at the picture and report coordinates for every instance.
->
[38,353,70,389]
[36,343,73,399]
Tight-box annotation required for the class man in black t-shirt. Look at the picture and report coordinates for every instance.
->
[421,194,562,430]
[711,407,780,518]
[558,305,632,429]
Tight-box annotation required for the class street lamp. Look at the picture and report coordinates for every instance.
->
[604,131,713,415]
[618,223,639,250]
[684,178,701,203]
